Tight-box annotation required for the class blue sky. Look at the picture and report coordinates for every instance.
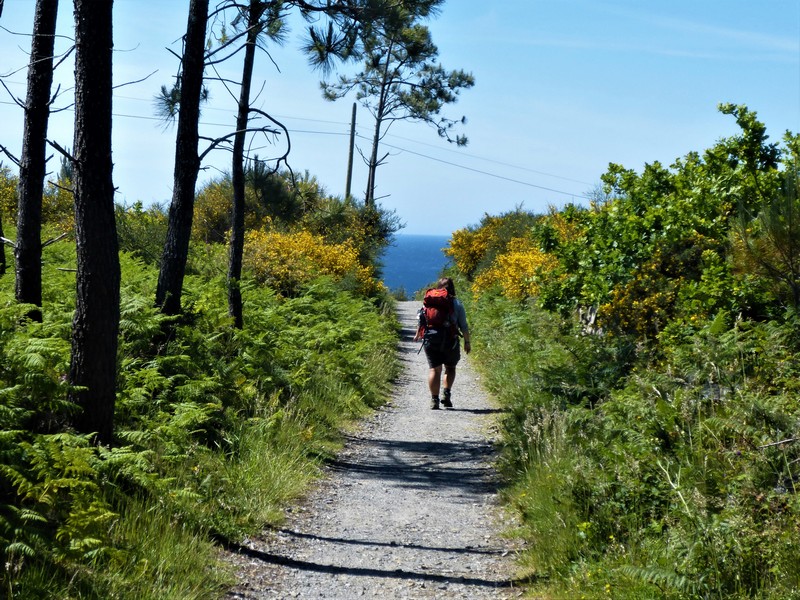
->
[1,0,798,235]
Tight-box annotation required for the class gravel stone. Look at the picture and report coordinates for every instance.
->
[224,301,523,599]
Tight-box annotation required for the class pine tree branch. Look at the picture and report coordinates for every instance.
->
[0,143,20,166]
[42,232,70,248]
[47,140,74,162]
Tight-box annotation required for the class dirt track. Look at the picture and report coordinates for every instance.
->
[225,300,522,599]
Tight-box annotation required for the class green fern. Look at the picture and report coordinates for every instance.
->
[618,564,690,595]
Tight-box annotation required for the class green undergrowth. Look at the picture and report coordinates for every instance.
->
[466,292,800,599]
[0,241,399,599]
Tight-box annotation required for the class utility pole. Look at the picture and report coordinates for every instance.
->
[345,102,356,199]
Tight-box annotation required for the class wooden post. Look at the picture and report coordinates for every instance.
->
[345,102,356,199]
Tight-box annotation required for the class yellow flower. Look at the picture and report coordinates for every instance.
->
[244,229,381,295]
[472,237,559,299]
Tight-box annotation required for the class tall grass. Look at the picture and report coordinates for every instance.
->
[100,498,232,600]
[467,292,800,599]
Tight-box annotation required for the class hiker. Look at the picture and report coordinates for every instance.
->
[414,277,471,409]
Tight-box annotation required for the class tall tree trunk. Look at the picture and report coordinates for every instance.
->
[228,0,260,329]
[69,0,119,445]
[365,116,380,206]
[364,48,393,208]
[15,0,58,322]
[156,0,209,316]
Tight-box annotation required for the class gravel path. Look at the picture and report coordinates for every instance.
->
[224,300,523,599]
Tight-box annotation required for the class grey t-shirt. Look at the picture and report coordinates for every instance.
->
[453,298,469,336]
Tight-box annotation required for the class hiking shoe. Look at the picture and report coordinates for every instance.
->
[442,389,453,408]
[431,397,440,410]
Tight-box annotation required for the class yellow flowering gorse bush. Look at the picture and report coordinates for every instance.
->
[545,208,584,244]
[0,167,17,222]
[193,181,272,244]
[42,178,75,232]
[244,229,382,296]
[445,215,509,277]
[0,169,75,232]
[472,236,559,299]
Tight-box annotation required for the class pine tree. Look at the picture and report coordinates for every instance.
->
[156,0,210,316]
[319,2,474,205]
[69,0,119,444]
[15,0,59,321]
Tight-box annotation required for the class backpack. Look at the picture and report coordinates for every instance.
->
[417,288,458,350]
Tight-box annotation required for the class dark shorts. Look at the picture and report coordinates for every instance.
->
[423,337,461,369]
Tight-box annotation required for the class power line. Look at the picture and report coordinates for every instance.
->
[377,130,595,186]
[279,127,590,197]
[1,94,592,196]
[359,134,592,199]
[113,89,593,186]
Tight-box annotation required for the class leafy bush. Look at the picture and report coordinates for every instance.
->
[192,169,400,269]
[445,208,540,279]
[472,236,559,299]
[457,106,800,598]
[0,164,17,222]
[244,229,383,296]
[468,293,800,598]
[116,201,169,265]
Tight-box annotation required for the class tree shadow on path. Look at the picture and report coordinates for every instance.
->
[328,436,499,495]
[224,539,532,590]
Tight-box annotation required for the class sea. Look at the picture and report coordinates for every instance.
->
[380,234,451,297]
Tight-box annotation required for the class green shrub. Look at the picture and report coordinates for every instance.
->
[467,287,800,598]
[0,236,399,598]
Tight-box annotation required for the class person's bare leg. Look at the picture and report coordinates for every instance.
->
[444,365,456,389]
[428,366,442,408]
[442,365,456,407]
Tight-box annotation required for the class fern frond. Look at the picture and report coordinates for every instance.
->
[619,564,690,594]
[5,541,36,558]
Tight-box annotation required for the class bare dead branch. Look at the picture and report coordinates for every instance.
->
[205,32,249,65]
[42,232,70,248]
[250,80,267,105]
[0,143,20,166]
[198,124,281,161]
[50,102,75,114]
[203,75,242,87]
[1,236,16,248]
[113,69,158,91]
[0,63,26,78]
[0,78,24,108]
[759,437,799,449]
[208,2,238,20]
[207,61,239,105]
[0,23,32,38]
[47,82,62,107]
[248,106,292,161]
[50,179,74,194]
[47,139,74,162]
[166,47,182,62]
[52,45,75,71]
[0,26,75,76]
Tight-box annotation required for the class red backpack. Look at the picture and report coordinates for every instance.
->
[417,288,457,342]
